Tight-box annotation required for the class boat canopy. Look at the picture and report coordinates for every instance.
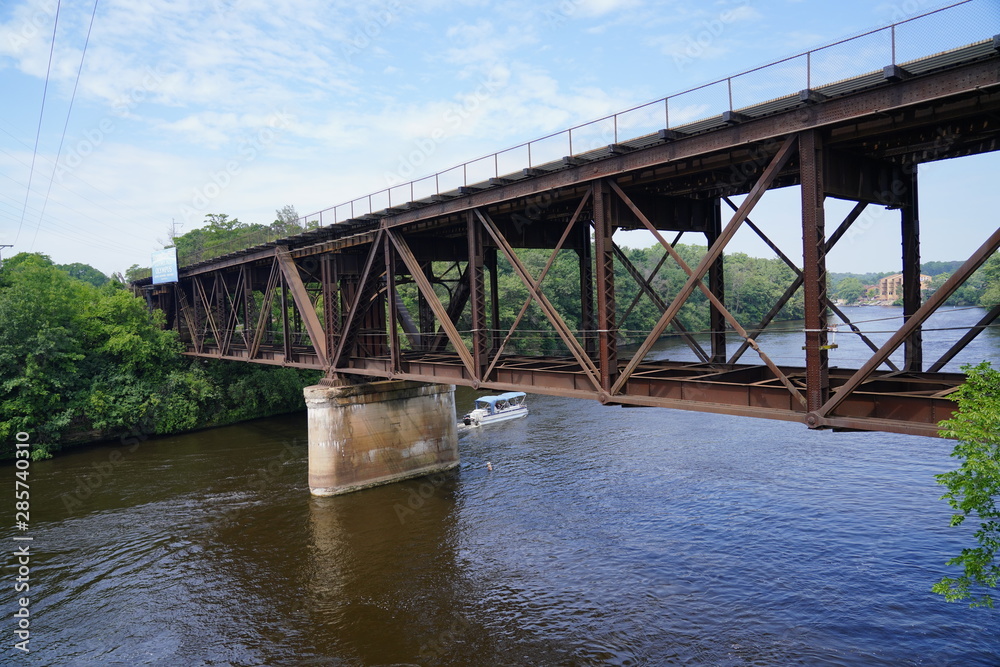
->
[475,392,526,407]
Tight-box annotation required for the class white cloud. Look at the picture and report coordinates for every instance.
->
[574,0,644,18]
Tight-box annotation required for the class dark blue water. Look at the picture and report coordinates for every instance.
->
[3,307,998,665]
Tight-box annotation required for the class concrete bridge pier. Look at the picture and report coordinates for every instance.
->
[304,380,459,496]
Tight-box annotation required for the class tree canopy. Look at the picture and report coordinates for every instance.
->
[834,276,866,304]
[166,208,305,266]
[934,361,1000,608]
[0,252,318,460]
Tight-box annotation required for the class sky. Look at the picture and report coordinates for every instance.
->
[0,0,998,277]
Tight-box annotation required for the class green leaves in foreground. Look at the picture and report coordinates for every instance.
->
[934,361,1000,608]
[0,253,320,460]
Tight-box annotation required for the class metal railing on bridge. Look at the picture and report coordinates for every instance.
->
[172,0,998,270]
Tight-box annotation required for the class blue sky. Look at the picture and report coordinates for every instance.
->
[0,0,997,276]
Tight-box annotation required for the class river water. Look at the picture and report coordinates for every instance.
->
[5,307,999,665]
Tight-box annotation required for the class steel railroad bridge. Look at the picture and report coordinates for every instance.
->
[140,15,1000,441]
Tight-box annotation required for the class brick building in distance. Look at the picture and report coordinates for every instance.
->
[871,273,932,303]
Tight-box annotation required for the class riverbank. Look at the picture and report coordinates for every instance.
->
[14,403,312,463]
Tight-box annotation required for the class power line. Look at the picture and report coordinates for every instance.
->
[0,122,163,233]
[14,0,62,247]
[0,165,154,245]
[0,126,161,242]
[31,0,101,251]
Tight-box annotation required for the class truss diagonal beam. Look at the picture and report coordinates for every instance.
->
[249,258,281,360]
[393,298,423,349]
[611,243,710,363]
[826,201,868,250]
[176,286,202,355]
[219,269,245,356]
[476,208,604,393]
[722,197,895,370]
[816,225,1000,420]
[606,140,806,407]
[484,189,593,380]
[331,229,384,369]
[610,136,799,394]
[727,274,802,365]
[826,303,900,371]
[927,302,1000,373]
[388,228,478,379]
[620,232,682,325]
[431,264,470,352]
[194,277,222,354]
[276,247,328,365]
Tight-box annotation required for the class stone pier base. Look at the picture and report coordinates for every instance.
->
[304,380,459,496]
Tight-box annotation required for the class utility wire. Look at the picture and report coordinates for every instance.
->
[14,0,62,247]
[0,117,159,232]
[0,164,152,246]
[0,137,156,242]
[31,0,101,251]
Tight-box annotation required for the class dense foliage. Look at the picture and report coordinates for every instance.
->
[934,361,1000,608]
[0,253,319,460]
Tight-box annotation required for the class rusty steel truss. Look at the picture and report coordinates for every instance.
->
[141,37,1000,438]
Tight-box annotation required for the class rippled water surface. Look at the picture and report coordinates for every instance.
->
[5,307,1000,665]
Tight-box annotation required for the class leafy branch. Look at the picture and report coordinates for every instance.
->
[934,361,1000,608]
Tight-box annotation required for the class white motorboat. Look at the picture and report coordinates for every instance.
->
[462,392,528,427]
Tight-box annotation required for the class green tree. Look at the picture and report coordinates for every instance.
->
[272,204,305,235]
[922,260,963,276]
[1,252,53,272]
[0,251,319,461]
[0,258,94,454]
[979,253,1000,306]
[124,264,150,283]
[933,361,1000,608]
[835,276,865,304]
[56,262,109,287]
[171,213,269,265]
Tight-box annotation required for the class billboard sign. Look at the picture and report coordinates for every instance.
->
[151,247,179,284]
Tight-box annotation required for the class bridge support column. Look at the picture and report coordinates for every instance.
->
[901,166,922,372]
[304,380,459,496]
